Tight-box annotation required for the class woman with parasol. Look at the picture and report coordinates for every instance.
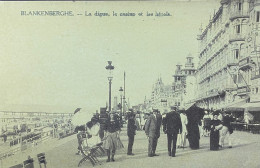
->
[72,108,96,155]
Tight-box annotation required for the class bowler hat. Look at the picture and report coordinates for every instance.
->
[170,106,177,111]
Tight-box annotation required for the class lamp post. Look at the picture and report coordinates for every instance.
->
[119,87,123,115]
[105,61,114,112]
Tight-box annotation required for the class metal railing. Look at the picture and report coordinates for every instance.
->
[0,130,53,160]
[230,11,249,20]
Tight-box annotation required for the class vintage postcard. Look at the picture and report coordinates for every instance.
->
[0,0,260,168]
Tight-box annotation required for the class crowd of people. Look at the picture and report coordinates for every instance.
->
[74,106,235,163]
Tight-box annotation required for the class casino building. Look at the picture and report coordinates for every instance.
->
[149,77,174,111]
[172,56,197,108]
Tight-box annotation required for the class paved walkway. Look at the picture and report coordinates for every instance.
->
[2,129,260,168]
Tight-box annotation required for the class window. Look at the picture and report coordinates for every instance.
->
[238,3,242,11]
[234,49,239,59]
[236,25,241,34]
[257,11,260,22]
[256,87,259,94]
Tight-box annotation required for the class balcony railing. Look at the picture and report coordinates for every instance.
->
[229,11,249,21]
[237,86,250,95]
[229,33,246,42]
[239,56,255,70]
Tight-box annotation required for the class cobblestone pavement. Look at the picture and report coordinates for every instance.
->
[2,128,260,168]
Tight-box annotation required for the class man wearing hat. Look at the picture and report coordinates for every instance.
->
[127,109,137,155]
[154,109,162,155]
[145,108,162,157]
[163,106,182,157]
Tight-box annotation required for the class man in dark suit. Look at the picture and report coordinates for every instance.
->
[145,109,161,157]
[153,109,162,156]
[163,106,182,157]
[127,110,137,155]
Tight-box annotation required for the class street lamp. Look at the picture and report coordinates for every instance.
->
[119,87,123,115]
[106,61,114,112]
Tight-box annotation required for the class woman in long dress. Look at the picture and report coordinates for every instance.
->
[103,113,122,162]
[186,105,204,150]
[86,117,101,147]
[210,112,223,151]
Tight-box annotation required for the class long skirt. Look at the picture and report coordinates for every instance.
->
[187,125,200,149]
[103,132,123,151]
[210,130,219,150]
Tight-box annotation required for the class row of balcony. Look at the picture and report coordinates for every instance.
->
[229,33,246,42]
[239,56,256,70]
[196,84,251,101]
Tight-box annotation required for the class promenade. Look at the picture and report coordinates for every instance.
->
[2,128,260,168]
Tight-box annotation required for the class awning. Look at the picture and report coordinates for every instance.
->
[184,102,196,111]
[242,102,260,112]
[223,98,249,112]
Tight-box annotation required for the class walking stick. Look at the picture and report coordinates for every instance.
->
[181,134,184,150]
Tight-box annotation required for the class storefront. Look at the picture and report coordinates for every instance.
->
[242,102,260,123]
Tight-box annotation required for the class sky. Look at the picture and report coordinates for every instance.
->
[0,1,221,113]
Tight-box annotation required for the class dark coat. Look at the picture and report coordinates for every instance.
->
[163,111,182,135]
[127,118,137,137]
[186,105,204,149]
[155,114,162,138]
[104,116,121,133]
[145,114,158,138]
[222,115,234,134]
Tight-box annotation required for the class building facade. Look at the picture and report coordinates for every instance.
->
[172,56,197,108]
[196,0,260,110]
[147,78,174,111]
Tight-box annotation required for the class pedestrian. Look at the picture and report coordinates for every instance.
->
[210,111,223,151]
[219,111,234,148]
[163,106,182,157]
[142,112,149,131]
[186,105,204,150]
[154,109,162,155]
[127,110,137,155]
[145,109,161,157]
[103,112,122,162]
[86,116,101,147]
[75,126,86,155]
[177,108,188,148]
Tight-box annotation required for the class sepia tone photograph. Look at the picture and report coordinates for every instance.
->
[0,0,260,167]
